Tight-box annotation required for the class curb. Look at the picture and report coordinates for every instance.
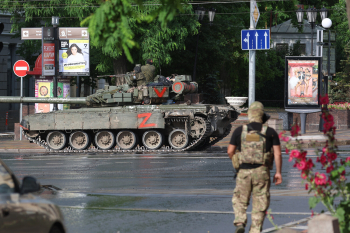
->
[0,149,46,153]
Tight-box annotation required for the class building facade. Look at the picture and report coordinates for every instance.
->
[271,19,324,56]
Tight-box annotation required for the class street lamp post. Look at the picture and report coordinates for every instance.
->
[192,7,216,82]
[295,6,330,133]
[296,6,318,56]
[322,18,332,90]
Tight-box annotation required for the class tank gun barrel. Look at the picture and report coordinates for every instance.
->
[0,96,87,104]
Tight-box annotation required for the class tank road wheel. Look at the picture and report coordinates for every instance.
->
[190,116,206,139]
[116,131,137,150]
[94,131,115,150]
[168,129,189,150]
[69,131,90,150]
[46,131,67,150]
[142,130,163,150]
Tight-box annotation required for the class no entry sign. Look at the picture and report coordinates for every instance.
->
[13,60,30,77]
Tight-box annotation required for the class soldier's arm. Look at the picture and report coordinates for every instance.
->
[227,144,236,160]
[273,145,282,185]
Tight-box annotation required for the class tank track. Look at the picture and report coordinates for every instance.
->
[24,116,216,153]
[198,123,232,151]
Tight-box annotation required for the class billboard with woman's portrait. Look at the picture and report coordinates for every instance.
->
[59,40,90,76]
[285,56,322,109]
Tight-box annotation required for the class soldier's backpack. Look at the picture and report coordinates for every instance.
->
[238,125,273,169]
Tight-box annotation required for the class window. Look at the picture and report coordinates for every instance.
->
[276,43,289,52]
[293,43,306,56]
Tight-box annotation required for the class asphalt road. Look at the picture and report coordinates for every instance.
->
[1,151,349,233]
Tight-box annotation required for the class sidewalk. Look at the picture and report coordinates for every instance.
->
[0,114,349,153]
[211,115,350,151]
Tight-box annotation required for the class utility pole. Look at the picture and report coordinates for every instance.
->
[248,0,256,107]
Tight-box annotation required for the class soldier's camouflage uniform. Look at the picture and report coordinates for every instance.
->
[232,101,271,233]
[141,64,156,84]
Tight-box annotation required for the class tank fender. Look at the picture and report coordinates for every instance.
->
[20,119,29,130]
[164,111,195,120]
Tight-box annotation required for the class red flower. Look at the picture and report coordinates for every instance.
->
[291,124,300,137]
[326,114,334,122]
[315,172,327,186]
[301,171,307,179]
[318,154,327,166]
[323,121,335,133]
[297,160,307,171]
[340,159,344,165]
[278,131,286,139]
[346,157,350,163]
[320,94,329,105]
[282,136,290,142]
[305,183,309,190]
[327,152,337,162]
[326,165,334,173]
[311,210,314,217]
[328,179,332,186]
[340,175,347,182]
[306,159,314,169]
[290,149,299,160]
[285,148,289,154]
[300,151,307,160]
[341,170,346,176]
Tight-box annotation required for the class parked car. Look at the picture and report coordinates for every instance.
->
[0,159,66,233]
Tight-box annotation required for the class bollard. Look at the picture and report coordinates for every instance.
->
[5,112,8,131]
[308,214,340,233]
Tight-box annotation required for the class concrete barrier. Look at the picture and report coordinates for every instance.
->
[308,214,340,233]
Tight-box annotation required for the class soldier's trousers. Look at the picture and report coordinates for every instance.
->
[232,165,270,233]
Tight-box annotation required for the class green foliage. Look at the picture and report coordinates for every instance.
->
[336,42,350,82]
[82,0,188,63]
[309,196,320,209]
[329,80,350,103]
[198,72,222,104]
[331,0,350,73]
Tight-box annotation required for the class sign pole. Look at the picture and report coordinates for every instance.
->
[13,60,29,140]
[20,76,23,140]
[248,0,256,107]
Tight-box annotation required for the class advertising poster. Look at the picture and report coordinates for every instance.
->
[59,39,90,76]
[42,42,55,76]
[35,78,71,113]
[285,57,321,109]
[35,78,52,113]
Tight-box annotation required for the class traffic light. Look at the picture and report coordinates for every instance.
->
[0,22,3,53]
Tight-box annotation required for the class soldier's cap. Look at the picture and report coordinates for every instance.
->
[248,101,264,123]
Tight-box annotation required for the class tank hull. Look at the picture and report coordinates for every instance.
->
[21,104,238,152]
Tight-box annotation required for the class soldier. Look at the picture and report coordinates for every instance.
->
[141,59,156,84]
[227,101,282,233]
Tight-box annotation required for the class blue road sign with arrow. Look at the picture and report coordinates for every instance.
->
[241,29,270,50]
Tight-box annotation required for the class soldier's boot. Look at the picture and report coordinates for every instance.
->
[235,224,245,233]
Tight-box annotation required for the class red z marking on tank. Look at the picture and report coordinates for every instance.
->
[153,87,167,97]
[138,113,156,128]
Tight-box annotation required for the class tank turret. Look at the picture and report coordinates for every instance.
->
[0,74,239,152]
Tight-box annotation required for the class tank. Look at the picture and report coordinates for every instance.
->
[0,74,238,152]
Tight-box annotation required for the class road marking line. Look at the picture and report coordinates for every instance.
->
[261,212,331,232]
[46,163,64,164]
[58,205,313,215]
[150,162,167,163]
